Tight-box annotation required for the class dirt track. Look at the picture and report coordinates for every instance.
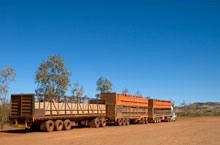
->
[0,117,220,145]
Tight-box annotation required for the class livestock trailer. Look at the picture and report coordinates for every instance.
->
[148,99,172,123]
[10,94,106,131]
[101,93,149,125]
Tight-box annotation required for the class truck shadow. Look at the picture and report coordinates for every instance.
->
[0,129,32,134]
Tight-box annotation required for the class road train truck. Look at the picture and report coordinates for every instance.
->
[9,93,175,132]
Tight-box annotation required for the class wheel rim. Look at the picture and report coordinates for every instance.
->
[64,120,71,130]
[49,123,53,129]
[102,120,106,127]
[118,119,122,126]
[95,120,100,128]
[46,120,54,132]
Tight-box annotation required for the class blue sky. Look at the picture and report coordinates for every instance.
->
[0,0,220,105]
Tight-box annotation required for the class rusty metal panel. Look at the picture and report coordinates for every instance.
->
[101,93,149,121]
[101,93,148,107]
[100,93,116,105]
[10,94,34,117]
[148,99,171,119]
[11,95,21,116]
[106,105,115,120]
[21,95,34,116]
[149,99,171,109]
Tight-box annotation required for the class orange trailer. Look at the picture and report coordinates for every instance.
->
[101,93,149,125]
[148,99,172,123]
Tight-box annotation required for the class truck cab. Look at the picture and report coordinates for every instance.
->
[171,106,176,121]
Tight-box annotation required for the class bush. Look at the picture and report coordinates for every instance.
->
[0,103,10,129]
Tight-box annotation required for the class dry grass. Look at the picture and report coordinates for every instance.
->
[176,102,220,116]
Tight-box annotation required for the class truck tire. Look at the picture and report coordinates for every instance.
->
[100,118,106,127]
[63,120,71,130]
[126,119,130,125]
[140,118,145,124]
[122,119,126,126]
[117,119,122,126]
[145,118,148,124]
[55,120,63,131]
[45,120,54,132]
[94,118,100,128]
[90,118,100,128]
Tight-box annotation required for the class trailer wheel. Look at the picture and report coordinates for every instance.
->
[140,118,145,124]
[90,118,100,128]
[55,120,63,131]
[45,120,54,132]
[145,118,148,124]
[117,119,122,126]
[126,119,130,126]
[95,118,100,128]
[64,120,71,130]
[122,119,126,126]
[100,118,106,127]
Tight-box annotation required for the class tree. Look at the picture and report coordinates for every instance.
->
[122,88,128,94]
[76,85,84,100]
[0,66,16,129]
[180,100,189,115]
[180,100,187,107]
[171,99,175,107]
[82,95,88,103]
[135,90,142,96]
[35,55,71,100]
[96,77,112,98]
[71,82,87,103]
[71,82,79,101]
[145,96,150,99]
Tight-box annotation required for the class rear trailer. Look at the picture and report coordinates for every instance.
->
[101,93,149,125]
[10,94,106,131]
[148,99,172,123]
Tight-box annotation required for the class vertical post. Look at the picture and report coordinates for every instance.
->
[15,119,18,127]
[25,120,27,129]
[58,98,60,115]
[43,96,45,115]
[97,100,98,114]
[38,95,40,109]
[32,95,35,116]
[65,96,67,115]
[20,95,22,116]
[77,98,79,114]
[88,98,89,114]
[50,100,52,115]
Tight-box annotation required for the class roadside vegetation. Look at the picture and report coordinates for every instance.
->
[0,66,16,129]
[96,77,112,99]
[176,101,220,116]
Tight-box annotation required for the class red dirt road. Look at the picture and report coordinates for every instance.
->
[0,117,220,145]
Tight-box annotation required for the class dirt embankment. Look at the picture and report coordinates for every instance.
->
[0,116,220,145]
